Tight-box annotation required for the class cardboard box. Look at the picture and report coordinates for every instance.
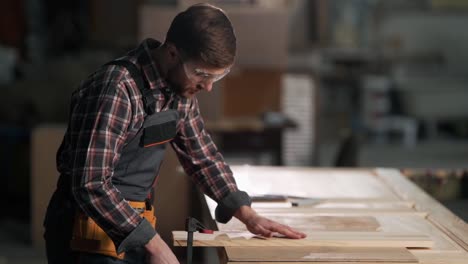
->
[31,125,66,249]
[221,68,282,118]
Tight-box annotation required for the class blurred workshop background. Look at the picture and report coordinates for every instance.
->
[0,0,467,263]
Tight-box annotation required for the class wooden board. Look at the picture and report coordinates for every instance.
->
[265,215,381,232]
[227,262,416,264]
[310,200,414,209]
[227,262,415,264]
[410,251,468,264]
[222,69,282,117]
[229,167,400,200]
[221,216,381,232]
[226,247,418,263]
[254,208,427,217]
[377,169,468,251]
[374,215,462,251]
[301,198,413,204]
[173,231,433,248]
[197,167,467,263]
[217,214,458,252]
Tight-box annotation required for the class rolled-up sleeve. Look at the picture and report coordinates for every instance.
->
[171,97,251,223]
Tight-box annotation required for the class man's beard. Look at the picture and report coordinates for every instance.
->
[166,65,202,98]
[166,66,185,96]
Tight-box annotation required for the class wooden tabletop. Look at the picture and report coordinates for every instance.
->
[175,166,468,264]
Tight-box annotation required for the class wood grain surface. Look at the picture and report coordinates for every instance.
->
[226,246,418,262]
[377,169,468,251]
[173,231,433,248]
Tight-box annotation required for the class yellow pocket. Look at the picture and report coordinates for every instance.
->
[71,203,157,260]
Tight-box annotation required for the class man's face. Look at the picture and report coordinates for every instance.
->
[166,55,231,98]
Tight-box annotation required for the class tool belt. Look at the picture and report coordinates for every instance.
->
[70,201,157,259]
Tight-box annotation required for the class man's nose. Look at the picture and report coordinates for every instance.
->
[200,81,214,92]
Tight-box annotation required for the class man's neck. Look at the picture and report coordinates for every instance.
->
[151,45,169,79]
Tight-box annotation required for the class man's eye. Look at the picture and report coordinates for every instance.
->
[196,72,210,78]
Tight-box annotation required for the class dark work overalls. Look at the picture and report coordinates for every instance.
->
[44,59,178,263]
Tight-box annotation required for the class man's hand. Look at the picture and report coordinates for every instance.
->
[145,233,180,264]
[234,206,307,239]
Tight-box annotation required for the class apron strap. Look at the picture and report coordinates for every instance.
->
[105,60,157,115]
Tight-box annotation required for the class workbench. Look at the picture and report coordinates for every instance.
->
[174,166,468,264]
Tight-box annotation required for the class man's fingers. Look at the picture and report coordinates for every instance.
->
[245,215,307,239]
[253,224,273,238]
[269,223,306,239]
[285,225,307,238]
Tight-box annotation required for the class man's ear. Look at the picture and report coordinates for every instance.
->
[165,42,179,62]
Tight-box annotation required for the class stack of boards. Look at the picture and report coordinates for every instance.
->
[173,167,468,263]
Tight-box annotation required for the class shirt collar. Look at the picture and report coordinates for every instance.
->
[131,38,188,106]
[133,38,170,94]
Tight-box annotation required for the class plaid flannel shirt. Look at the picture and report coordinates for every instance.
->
[56,39,249,253]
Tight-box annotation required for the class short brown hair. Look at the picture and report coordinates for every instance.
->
[166,3,236,68]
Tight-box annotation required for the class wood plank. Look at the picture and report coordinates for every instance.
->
[375,215,462,252]
[227,261,414,264]
[202,167,406,221]
[256,198,415,209]
[173,231,434,248]
[266,215,381,232]
[311,200,415,209]
[376,169,468,251]
[427,217,468,252]
[310,198,413,204]
[217,214,459,252]
[286,198,412,205]
[221,216,381,232]
[229,166,400,200]
[410,250,468,264]
[254,207,427,217]
[227,262,416,264]
[226,246,418,262]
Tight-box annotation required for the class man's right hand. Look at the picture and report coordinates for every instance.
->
[145,234,180,264]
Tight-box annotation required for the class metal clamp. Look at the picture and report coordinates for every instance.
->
[185,217,213,264]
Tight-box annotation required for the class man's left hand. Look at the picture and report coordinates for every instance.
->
[234,206,307,239]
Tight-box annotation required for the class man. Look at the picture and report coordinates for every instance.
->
[44,3,306,264]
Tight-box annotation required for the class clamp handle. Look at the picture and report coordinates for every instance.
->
[185,217,213,264]
[185,217,213,233]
